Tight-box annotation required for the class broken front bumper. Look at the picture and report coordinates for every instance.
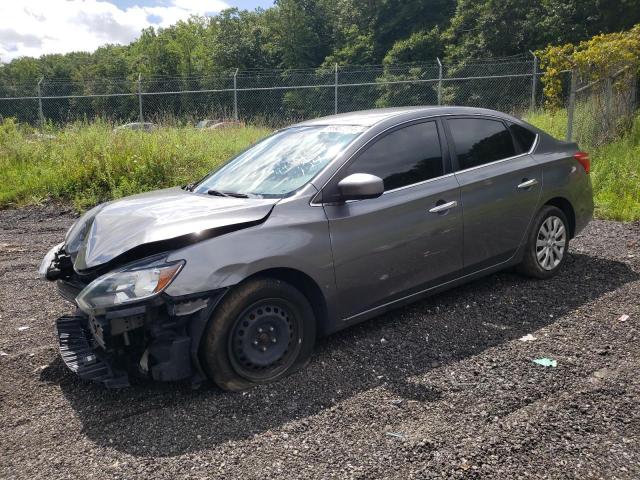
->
[54,289,226,388]
[57,314,130,388]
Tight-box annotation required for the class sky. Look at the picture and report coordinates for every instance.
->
[0,0,275,63]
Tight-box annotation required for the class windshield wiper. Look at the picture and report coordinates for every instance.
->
[207,189,249,198]
[223,191,250,198]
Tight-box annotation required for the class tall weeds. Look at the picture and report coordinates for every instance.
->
[0,119,270,210]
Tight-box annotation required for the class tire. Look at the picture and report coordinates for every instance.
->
[517,205,570,279]
[200,277,316,391]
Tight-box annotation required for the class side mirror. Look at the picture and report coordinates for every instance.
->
[337,173,384,201]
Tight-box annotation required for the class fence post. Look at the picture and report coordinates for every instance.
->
[632,72,638,111]
[436,57,443,106]
[604,75,613,131]
[233,68,239,121]
[334,63,338,114]
[530,50,538,111]
[137,73,143,123]
[566,69,577,142]
[630,72,637,111]
[37,77,45,129]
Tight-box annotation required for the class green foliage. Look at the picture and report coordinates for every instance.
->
[0,0,637,88]
[444,0,640,62]
[373,28,444,108]
[2,115,638,222]
[527,111,640,222]
[383,28,444,65]
[537,25,640,109]
[525,110,567,139]
[589,115,640,221]
[2,0,639,125]
[0,120,270,210]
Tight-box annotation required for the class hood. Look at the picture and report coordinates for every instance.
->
[67,187,277,271]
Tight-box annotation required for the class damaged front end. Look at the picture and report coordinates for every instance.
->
[38,189,277,388]
[40,244,225,388]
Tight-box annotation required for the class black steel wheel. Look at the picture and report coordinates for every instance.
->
[200,277,316,391]
[228,299,301,382]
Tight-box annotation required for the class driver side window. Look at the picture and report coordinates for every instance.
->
[345,121,444,192]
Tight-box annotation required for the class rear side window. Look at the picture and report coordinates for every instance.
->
[345,121,444,191]
[448,118,516,170]
[509,122,537,152]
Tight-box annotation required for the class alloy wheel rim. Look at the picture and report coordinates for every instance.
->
[228,299,301,381]
[536,215,566,271]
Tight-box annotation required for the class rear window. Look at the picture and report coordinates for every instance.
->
[448,118,516,170]
[509,123,537,152]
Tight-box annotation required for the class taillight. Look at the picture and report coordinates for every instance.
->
[574,151,590,174]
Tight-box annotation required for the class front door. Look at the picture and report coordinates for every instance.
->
[322,120,463,320]
[445,117,542,271]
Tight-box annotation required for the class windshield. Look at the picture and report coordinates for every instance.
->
[194,125,365,198]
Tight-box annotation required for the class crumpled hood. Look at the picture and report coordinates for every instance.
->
[66,187,277,271]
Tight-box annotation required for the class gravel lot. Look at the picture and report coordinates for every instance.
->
[1,205,639,479]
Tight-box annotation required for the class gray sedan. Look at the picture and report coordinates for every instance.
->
[39,106,593,390]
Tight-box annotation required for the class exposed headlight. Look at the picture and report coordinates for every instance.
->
[76,258,184,312]
[38,242,64,279]
[65,203,106,255]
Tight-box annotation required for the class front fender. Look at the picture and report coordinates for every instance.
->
[164,197,336,318]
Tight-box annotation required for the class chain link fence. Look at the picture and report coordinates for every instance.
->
[0,55,540,125]
[567,66,638,147]
[0,54,637,145]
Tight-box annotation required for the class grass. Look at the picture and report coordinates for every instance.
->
[526,109,567,140]
[0,119,271,210]
[527,111,640,222]
[0,114,638,221]
[587,117,640,221]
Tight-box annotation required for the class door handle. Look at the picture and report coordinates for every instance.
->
[429,200,458,214]
[517,178,538,189]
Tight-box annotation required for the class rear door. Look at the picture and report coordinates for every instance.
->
[445,116,542,272]
[322,120,463,320]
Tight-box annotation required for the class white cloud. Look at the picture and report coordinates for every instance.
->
[0,0,229,63]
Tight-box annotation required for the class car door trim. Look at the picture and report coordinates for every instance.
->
[453,143,539,175]
[383,172,456,195]
[328,172,456,206]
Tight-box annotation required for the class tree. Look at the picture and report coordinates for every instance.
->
[269,0,331,68]
[1,0,639,124]
[376,29,444,108]
[443,0,640,62]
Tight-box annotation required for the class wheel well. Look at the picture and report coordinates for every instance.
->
[545,197,576,238]
[245,268,328,330]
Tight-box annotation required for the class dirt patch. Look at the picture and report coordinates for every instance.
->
[1,206,639,479]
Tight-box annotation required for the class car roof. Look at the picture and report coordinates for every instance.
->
[294,106,519,128]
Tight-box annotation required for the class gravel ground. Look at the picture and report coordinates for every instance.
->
[0,205,639,479]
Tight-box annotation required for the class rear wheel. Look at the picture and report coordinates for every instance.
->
[517,205,569,279]
[200,277,316,391]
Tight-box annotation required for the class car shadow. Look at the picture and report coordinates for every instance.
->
[41,252,638,457]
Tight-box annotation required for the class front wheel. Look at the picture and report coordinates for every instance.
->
[517,205,570,279]
[200,277,316,391]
